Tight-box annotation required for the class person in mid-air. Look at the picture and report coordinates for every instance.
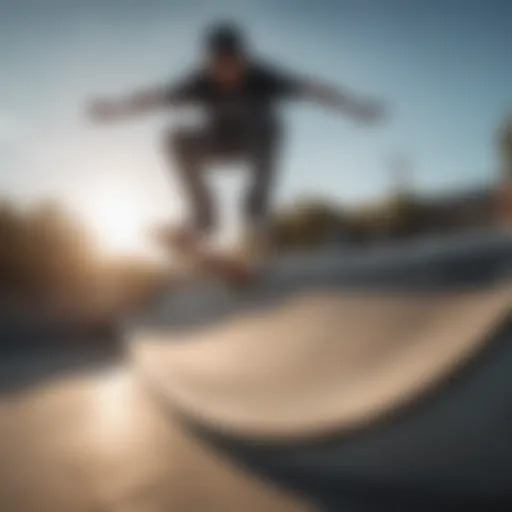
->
[89,22,386,254]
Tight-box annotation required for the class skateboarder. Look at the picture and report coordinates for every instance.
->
[89,22,386,253]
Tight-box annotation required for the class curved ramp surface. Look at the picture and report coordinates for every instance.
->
[128,230,512,440]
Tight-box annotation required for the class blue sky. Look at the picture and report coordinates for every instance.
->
[0,0,511,241]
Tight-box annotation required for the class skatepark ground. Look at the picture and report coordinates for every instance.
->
[0,229,511,511]
[0,364,309,511]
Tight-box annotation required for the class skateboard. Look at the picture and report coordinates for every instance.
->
[152,226,257,290]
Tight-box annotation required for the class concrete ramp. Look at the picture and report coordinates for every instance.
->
[131,286,511,440]
[128,230,512,441]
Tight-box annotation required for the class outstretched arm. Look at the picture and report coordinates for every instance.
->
[88,85,171,122]
[87,73,202,122]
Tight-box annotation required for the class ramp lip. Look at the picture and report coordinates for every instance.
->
[127,229,512,333]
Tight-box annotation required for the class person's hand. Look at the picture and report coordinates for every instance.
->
[87,98,122,122]
[354,99,387,125]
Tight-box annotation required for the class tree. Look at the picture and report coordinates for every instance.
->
[269,197,346,250]
[384,193,429,237]
[0,201,28,291]
[348,193,431,241]
[23,201,96,297]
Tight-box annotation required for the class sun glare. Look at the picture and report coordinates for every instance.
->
[81,188,150,258]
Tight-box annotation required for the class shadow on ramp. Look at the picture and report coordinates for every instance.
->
[0,312,122,395]
[188,319,512,511]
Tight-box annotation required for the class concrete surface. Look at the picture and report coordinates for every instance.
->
[132,287,511,439]
[126,229,512,510]
[0,363,309,512]
[2,229,511,512]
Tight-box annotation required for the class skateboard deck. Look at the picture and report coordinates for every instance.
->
[152,226,257,290]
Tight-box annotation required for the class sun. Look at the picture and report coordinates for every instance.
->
[80,188,150,258]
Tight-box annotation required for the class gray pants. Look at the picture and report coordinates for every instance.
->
[165,121,281,234]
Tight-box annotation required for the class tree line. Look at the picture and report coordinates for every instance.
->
[0,199,162,314]
[0,188,480,312]
[259,193,434,252]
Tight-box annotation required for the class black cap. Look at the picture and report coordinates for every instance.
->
[205,22,246,57]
